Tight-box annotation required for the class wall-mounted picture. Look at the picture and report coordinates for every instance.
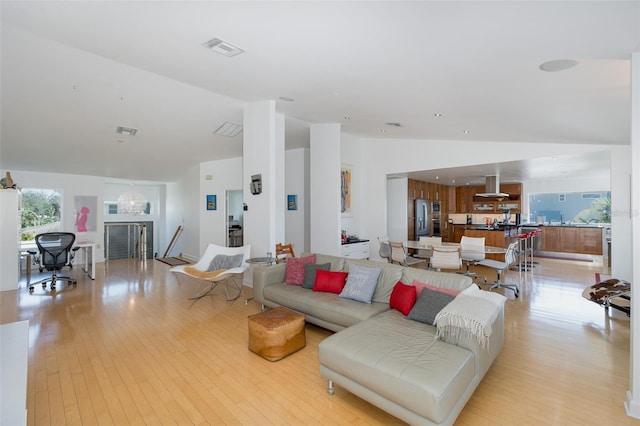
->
[341,164,352,216]
[287,194,298,210]
[74,195,97,232]
[206,194,217,210]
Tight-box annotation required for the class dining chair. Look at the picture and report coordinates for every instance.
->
[477,241,520,297]
[429,246,462,272]
[377,236,392,263]
[414,236,442,259]
[275,243,295,264]
[389,241,426,267]
[459,236,487,282]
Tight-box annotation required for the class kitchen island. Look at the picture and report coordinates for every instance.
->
[463,227,515,260]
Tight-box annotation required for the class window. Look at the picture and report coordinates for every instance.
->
[529,191,610,224]
[20,188,62,241]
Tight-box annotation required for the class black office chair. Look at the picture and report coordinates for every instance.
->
[28,232,78,293]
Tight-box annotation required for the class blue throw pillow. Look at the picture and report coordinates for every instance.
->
[339,264,381,303]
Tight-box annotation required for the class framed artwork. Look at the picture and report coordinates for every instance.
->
[206,194,217,211]
[341,164,353,216]
[287,194,298,210]
[74,195,97,232]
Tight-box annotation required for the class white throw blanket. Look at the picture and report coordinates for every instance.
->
[434,285,506,349]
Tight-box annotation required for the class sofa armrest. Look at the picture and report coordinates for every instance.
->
[439,303,505,381]
[252,263,287,304]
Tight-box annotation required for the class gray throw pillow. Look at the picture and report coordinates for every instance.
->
[206,253,244,272]
[407,287,455,325]
[302,262,331,289]
[338,264,382,304]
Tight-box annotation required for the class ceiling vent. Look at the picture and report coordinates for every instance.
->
[475,176,509,198]
[202,38,244,57]
[385,122,404,128]
[213,121,243,137]
[116,126,138,136]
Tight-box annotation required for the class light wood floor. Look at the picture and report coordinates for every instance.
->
[1,256,636,425]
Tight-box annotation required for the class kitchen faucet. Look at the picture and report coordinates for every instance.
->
[560,212,564,224]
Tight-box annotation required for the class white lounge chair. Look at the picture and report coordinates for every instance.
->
[170,243,251,301]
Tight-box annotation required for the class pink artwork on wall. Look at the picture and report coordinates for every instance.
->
[75,206,90,232]
[74,195,97,233]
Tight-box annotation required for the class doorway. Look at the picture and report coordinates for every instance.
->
[226,190,244,247]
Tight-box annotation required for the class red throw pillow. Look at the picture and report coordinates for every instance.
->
[390,281,417,316]
[284,254,317,285]
[412,280,460,297]
[313,270,348,294]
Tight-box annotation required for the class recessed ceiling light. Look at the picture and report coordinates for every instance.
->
[213,121,243,137]
[344,116,351,120]
[278,96,295,102]
[380,129,386,133]
[116,126,137,136]
[539,59,578,72]
[463,130,470,134]
[202,37,244,57]
[434,113,443,117]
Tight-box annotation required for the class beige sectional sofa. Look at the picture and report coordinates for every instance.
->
[252,253,505,426]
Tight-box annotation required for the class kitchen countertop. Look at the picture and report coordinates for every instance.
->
[341,239,370,245]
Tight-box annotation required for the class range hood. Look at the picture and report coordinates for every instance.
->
[475,176,509,198]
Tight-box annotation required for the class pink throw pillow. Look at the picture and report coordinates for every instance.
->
[284,254,317,285]
[312,270,348,294]
[389,281,417,316]
[412,280,460,297]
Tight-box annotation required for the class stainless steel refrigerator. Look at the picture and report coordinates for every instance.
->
[415,199,431,239]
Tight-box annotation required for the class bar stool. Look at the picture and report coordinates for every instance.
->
[510,232,530,272]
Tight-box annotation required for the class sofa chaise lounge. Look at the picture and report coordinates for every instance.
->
[252,253,505,425]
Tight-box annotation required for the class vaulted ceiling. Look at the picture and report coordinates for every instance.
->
[1,1,637,182]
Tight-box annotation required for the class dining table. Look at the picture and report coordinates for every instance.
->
[403,241,507,255]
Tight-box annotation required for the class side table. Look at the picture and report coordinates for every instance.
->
[244,257,276,304]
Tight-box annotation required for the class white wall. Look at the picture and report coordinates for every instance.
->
[174,164,200,259]
[386,177,408,243]
[340,133,362,239]
[165,181,184,257]
[310,123,342,256]
[285,148,309,254]
[199,158,243,254]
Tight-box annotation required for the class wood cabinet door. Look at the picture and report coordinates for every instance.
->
[541,227,562,252]
[560,227,579,253]
[579,228,603,255]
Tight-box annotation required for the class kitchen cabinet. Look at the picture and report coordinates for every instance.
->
[541,227,561,252]
[451,225,466,244]
[540,226,602,255]
[455,186,475,213]
[341,241,370,259]
[579,228,603,255]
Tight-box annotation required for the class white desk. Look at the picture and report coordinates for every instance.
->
[76,240,96,280]
[21,240,96,280]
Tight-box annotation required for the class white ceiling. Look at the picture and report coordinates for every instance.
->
[1,1,638,183]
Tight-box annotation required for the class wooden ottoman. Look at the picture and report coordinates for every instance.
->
[248,307,306,361]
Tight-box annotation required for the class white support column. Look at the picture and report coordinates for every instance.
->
[626,51,640,420]
[310,123,342,256]
[242,101,284,270]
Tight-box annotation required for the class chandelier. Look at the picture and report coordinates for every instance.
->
[117,191,147,215]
